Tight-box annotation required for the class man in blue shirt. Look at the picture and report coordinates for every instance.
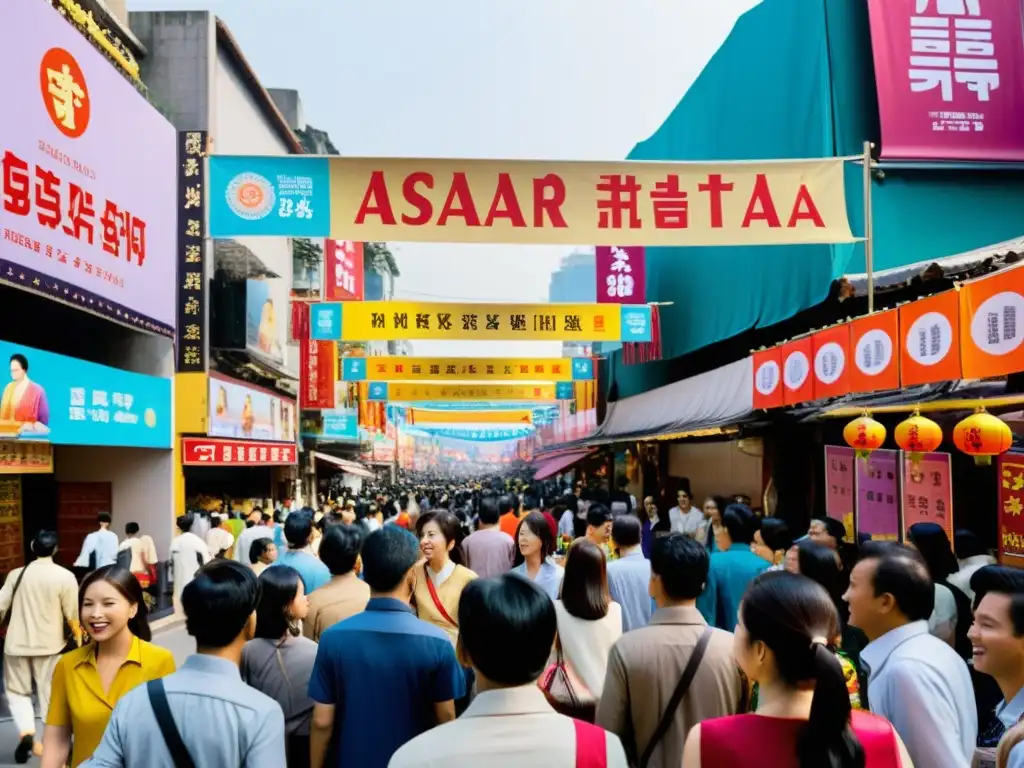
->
[74,512,118,571]
[309,525,465,768]
[270,510,331,593]
[606,515,652,631]
[696,504,767,631]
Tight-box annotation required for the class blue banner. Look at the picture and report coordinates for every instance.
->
[0,342,171,449]
[410,426,533,442]
[571,357,594,380]
[321,409,359,441]
[620,306,653,342]
[555,382,575,400]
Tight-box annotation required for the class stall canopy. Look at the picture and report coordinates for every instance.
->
[534,450,595,481]
[314,453,375,478]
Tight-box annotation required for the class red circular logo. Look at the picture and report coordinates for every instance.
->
[39,47,90,139]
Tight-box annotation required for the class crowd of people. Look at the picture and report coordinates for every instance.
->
[0,474,1021,767]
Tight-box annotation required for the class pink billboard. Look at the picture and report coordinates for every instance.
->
[0,0,177,334]
[596,246,645,304]
[867,0,1024,161]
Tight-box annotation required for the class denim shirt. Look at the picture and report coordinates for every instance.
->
[511,559,564,601]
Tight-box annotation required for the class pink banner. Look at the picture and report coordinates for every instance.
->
[856,449,900,540]
[825,445,855,540]
[902,451,954,539]
[596,246,645,304]
[867,0,1024,161]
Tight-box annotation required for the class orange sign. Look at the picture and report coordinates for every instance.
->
[899,291,961,387]
[781,337,814,406]
[812,326,850,400]
[752,347,783,409]
[850,309,900,393]
[39,47,90,139]
[960,265,1024,380]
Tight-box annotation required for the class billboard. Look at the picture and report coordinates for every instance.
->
[245,278,289,366]
[208,374,296,443]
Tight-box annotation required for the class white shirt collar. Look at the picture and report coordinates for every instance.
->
[428,559,456,586]
[860,620,930,676]
[461,685,552,718]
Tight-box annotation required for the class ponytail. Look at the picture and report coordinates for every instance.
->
[797,643,864,768]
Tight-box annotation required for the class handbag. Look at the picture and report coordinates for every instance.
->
[423,565,458,628]
[539,640,596,722]
[147,679,197,768]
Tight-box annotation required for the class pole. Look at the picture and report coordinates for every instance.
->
[863,140,875,314]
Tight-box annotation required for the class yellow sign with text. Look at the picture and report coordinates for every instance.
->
[408,409,534,425]
[374,383,557,402]
[347,357,583,382]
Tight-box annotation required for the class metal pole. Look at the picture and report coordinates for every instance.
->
[863,140,875,314]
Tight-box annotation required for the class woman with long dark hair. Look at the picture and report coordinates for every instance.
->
[42,566,175,768]
[703,495,730,552]
[908,522,971,658]
[684,571,912,767]
[241,565,317,767]
[413,510,477,647]
[511,510,564,600]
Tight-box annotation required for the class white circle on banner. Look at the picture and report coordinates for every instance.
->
[755,360,781,395]
[855,329,893,376]
[814,342,846,385]
[783,351,809,390]
[969,291,1024,356]
[905,311,953,366]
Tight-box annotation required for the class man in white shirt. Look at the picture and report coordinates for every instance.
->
[205,514,235,559]
[845,543,977,768]
[74,512,118,571]
[653,489,702,538]
[389,574,628,767]
[233,509,273,566]
[169,513,211,608]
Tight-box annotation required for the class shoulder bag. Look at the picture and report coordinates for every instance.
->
[540,637,595,722]
[423,564,458,628]
[148,678,197,768]
[638,626,712,768]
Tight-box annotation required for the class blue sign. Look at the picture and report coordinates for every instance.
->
[310,303,342,341]
[342,357,366,381]
[0,341,171,449]
[620,306,653,342]
[208,156,332,238]
[367,382,389,401]
[416,426,533,442]
[571,357,594,380]
[321,409,358,441]
[555,381,575,400]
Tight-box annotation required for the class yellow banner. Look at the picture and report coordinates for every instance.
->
[377,383,557,402]
[409,409,534,425]
[328,156,855,247]
[349,357,582,381]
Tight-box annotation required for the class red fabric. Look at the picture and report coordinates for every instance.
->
[423,565,458,628]
[622,304,662,365]
[700,711,901,767]
[573,719,607,768]
[542,512,559,540]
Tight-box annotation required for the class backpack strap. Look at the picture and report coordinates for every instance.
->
[147,679,197,768]
[573,719,607,768]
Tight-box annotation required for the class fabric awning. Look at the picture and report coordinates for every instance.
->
[314,453,375,478]
[533,450,594,480]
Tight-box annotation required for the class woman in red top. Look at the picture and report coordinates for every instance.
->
[683,571,914,768]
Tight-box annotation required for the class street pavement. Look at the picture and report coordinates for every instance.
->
[0,619,193,766]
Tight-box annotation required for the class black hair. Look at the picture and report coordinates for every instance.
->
[249,537,275,565]
[512,511,557,567]
[611,515,642,548]
[477,496,501,526]
[815,517,848,544]
[254,565,302,640]
[760,517,794,553]
[124,522,140,536]
[319,524,363,576]
[459,575,556,686]
[586,504,612,529]
[860,542,935,621]
[182,560,261,649]
[971,565,1024,635]
[908,522,959,583]
[522,493,540,511]
[9,354,27,373]
[176,514,194,533]
[32,530,58,557]
[80,565,152,642]
[561,539,610,620]
[741,572,865,768]
[98,512,112,526]
[651,534,708,601]
[954,529,988,560]
[361,526,421,593]
[416,510,465,565]
[703,495,730,548]
[722,504,758,546]
[261,512,273,525]
[796,540,847,631]
[284,511,314,549]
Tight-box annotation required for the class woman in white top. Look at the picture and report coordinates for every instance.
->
[553,539,622,705]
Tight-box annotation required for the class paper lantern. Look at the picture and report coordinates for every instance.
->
[894,411,943,468]
[843,414,887,459]
[953,409,1013,465]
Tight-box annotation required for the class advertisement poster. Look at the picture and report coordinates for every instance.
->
[825,445,855,540]
[999,453,1024,563]
[0,341,170,449]
[246,279,289,366]
[596,246,645,304]
[208,375,296,443]
[176,131,207,372]
[0,0,177,334]
[324,240,364,301]
[902,451,954,539]
[0,477,23,574]
[856,449,900,540]
[867,0,1024,161]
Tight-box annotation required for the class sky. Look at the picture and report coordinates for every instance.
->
[131,0,760,356]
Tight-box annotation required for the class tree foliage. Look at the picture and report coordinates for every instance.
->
[293,238,323,269]
[365,241,400,277]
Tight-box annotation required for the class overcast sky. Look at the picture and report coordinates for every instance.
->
[131,0,759,355]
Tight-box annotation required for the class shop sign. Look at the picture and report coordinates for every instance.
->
[751,347,783,409]
[781,337,814,406]
[856,449,900,541]
[0,441,53,474]
[850,309,899,393]
[596,246,645,304]
[902,451,953,540]
[366,382,561,403]
[310,301,651,343]
[324,240,364,301]
[811,325,850,400]
[899,290,961,386]
[176,131,207,372]
[824,445,855,541]
[0,340,170,448]
[343,356,591,382]
[999,452,1024,562]
[300,339,336,410]
[867,0,1024,162]
[208,155,857,247]
[0,0,176,335]
[960,264,1024,379]
[182,437,297,466]
[208,375,296,443]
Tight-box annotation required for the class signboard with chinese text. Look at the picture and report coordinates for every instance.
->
[781,337,814,406]
[300,339,336,410]
[899,290,961,386]
[812,325,851,401]
[959,264,1024,379]
[181,438,297,466]
[999,453,1024,563]
[825,445,855,540]
[0,477,23,574]
[856,449,900,540]
[411,426,533,442]
[867,0,1024,162]
[850,309,900,393]
[208,155,857,247]
[366,382,560,402]
[343,356,592,382]
[901,451,954,539]
[596,246,645,304]
[324,240,364,301]
[752,347,783,409]
[301,408,358,441]
[1,0,177,335]
[0,442,52,474]
[208,374,296,443]
[408,408,534,425]
[176,131,206,372]
[311,301,651,343]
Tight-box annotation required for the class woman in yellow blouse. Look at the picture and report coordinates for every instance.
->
[413,511,477,647]
[41,565,175,768]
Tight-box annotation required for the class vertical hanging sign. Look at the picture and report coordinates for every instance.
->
[596,246,646,304]
[324,240,365,302]
[176,131,207,372]
[998,452,1024,565]
[825,445,855,541]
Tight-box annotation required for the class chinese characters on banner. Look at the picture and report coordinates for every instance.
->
[850,309,900,393]
[0,477,23,573]
[408,408,534,425]
[207,155,858,247]
[825,445,855,541]
[856,449,900,540]
[0,442,53,474]
[366,382,559,402]
[300,339,336,409]
[866,0,1024,162]
[998,453,1024,562]
[343,356,592,382]
[752,347,783,409]
[176,131,207,372]
[812,325,851,400]
[902,451,954,539]
[324,240,364,301]
[417,427,533,442]
[898,290,961,386]
[960,263,1024,378]
[596,246,645,304]
[181,438,298,466]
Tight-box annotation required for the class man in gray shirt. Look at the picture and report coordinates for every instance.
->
[82,561,286,767]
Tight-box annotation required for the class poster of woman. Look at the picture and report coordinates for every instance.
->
[0,353,50,436]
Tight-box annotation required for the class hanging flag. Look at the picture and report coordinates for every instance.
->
[596,246,646,304]
[899,290,961,386]
[781,337,814,406]
[324,240,365,301]
[752,347,784,409]
[960,265,1024,380]
[902,451,953,540]
[300,339,336,409]
[998,453,1024,564]
[811,325,851,400]
[850,309,899,393]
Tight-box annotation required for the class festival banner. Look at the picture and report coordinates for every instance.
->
[856,449,900,541]
[899,290,961,386]
[781,337,814,406]
[866,0,1024,162]
[342,356,591,382]
[310,301,652,343]
[176,131,207,371]
[208,155,858,247]
[825,445,855,541]
[850,309,900,393]
[300,339,336,409]
[324,240,364,301]
[408,409,534,425]
[998,452,1024,564]
[959,264,1024,379]
[902,451,953,540]
[181,437,297,466]
[411,426,533,441]
[366,382,560,402]
[596,246,645,304]
[812,325,851,400]
[752,347,784,410]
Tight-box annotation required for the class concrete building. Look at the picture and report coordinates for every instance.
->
[549,250,598,358]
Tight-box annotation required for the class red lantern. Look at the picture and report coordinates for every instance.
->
[894,411,943,468]
[952,408,1012,465]
[843,414,886,459]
